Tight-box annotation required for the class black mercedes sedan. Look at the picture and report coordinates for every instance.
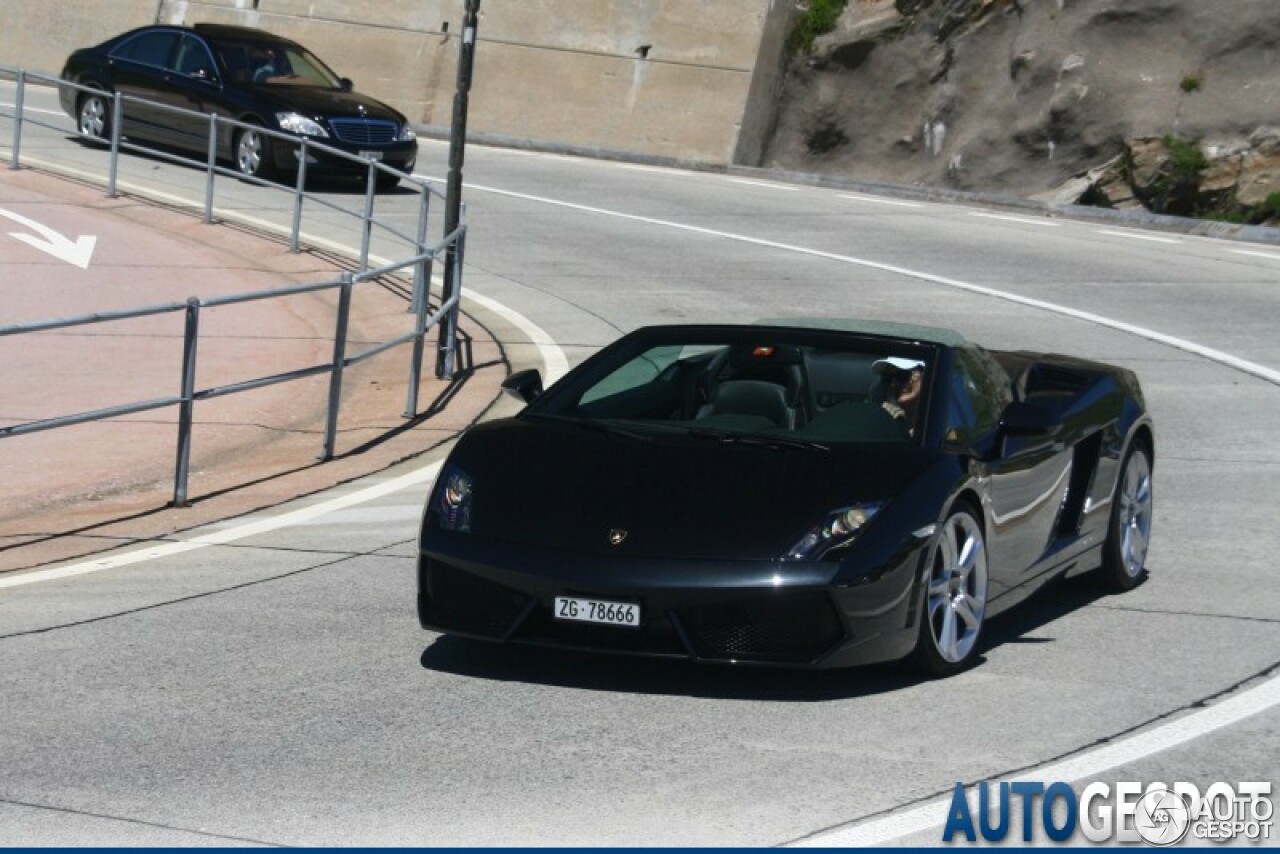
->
[417,320,1155,676]
[59,23,417,189]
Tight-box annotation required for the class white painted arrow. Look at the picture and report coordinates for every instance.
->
[0,205,97,269]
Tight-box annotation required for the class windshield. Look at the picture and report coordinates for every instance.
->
[212,39,343,88]
[528,331,937,446]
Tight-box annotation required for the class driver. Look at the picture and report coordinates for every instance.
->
[873,357,925,435]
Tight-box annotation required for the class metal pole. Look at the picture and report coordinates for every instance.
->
[320,274,354,461]
[360,160,376,273]
[204,114,217,223]
[410,185,431,314]
[291,139,308,252]
[435,0,479,379]
[107,93,124,198]
[10,70,24,169]
[172,298,201,506]
[440,227,466,377]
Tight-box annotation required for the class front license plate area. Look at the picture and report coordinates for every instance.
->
[554,596,640,628]
[358,150,383,161]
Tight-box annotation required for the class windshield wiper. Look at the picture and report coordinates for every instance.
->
[523,413,651,442]
[685,427,829,452]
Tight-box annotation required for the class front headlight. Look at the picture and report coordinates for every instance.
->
[276,112,329,137]
[397,124,417,142]
[784,502,885,561]
[434,464,473,532]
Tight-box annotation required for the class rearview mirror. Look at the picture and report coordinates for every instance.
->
[502,368,543,403]
[339,77,354,92]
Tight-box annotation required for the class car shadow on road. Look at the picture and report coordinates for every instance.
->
[418,574,1128,701]
[68,134,420,196]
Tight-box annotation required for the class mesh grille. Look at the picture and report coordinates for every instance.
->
[329,118,398,145]
[678,591,843,663]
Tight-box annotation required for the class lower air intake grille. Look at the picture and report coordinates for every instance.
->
[423,559,529,637]
[679,591,843,663]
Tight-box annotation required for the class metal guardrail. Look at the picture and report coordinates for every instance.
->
[0,66,468,507]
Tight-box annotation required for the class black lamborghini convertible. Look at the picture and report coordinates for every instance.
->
[417,320,1154,675]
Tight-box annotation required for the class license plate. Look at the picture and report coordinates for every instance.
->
[554,596,640,628]
[358,150,383,161]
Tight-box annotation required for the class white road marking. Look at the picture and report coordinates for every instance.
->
[1096,229,1182,244]
[0,102,64,117]
[0,204,97,268]
[725,177,800,191]
[969,211,1060,227]
[791,672,1280,846]
[447,179,1280,387]
[838,193,923,208]
[0,463,442,590]
[1231,248,1280,261]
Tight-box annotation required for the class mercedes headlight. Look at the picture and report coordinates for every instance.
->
[784,502,885,561]
[434,464,473,532]
[275,112,329,137]
[397,124,417,142]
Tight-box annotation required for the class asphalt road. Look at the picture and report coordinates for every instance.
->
[2,79,1279,846]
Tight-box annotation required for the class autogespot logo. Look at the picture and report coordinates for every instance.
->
[1134,788,1192,846]
[942,780,1273,845]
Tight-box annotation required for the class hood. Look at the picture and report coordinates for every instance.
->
[443,418,939,561]
[250,86,405,123]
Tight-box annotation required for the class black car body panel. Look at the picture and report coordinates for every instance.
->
[59,23,417,178]
[417,321,1154,669]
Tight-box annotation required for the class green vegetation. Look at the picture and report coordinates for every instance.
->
[1179,75,1202,93]
[788,0,851,54]
[1257,191,1280,221]
[1162,134,1208,182]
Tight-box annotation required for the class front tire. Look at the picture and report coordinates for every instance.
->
[235,122,276,181]
[77,89,111,141]
[375,171,402,192]
[907,505,989,677]
[1096,441,1153,592]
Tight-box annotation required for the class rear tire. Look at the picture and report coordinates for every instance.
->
[77,89,111,141]
[1095,441,1153,592]
[235,122,276,181]
[906,504,989,678]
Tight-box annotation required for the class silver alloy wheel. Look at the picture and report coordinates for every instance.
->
[926,510,988,664]
[1116,449,1153,578]
[78,94,107,138]
[236,128,265,176]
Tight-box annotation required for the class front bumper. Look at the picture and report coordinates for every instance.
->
[418,534,925,669]
[272,139,417,176]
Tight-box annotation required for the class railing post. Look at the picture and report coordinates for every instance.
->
[320,273,355,461]
[204,114,218,224]
[290,138,308,253]
[410,186,431,314]
[359,161,376,273]
[437,227,465,379]
[172,298,201,507]
[107,92,124,198]
[9,69,25,169]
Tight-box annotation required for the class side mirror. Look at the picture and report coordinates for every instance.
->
[502,368,543,403]
[339,77,354,92]
[999,400,1063,437]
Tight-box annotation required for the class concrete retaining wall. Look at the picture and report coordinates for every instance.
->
[2,0,793,166]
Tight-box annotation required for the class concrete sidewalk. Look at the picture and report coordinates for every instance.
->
[0,168,503,573]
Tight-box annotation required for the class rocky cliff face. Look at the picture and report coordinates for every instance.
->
[763,0,1280,223]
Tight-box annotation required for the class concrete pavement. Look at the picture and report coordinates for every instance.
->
[0,167,503,573]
